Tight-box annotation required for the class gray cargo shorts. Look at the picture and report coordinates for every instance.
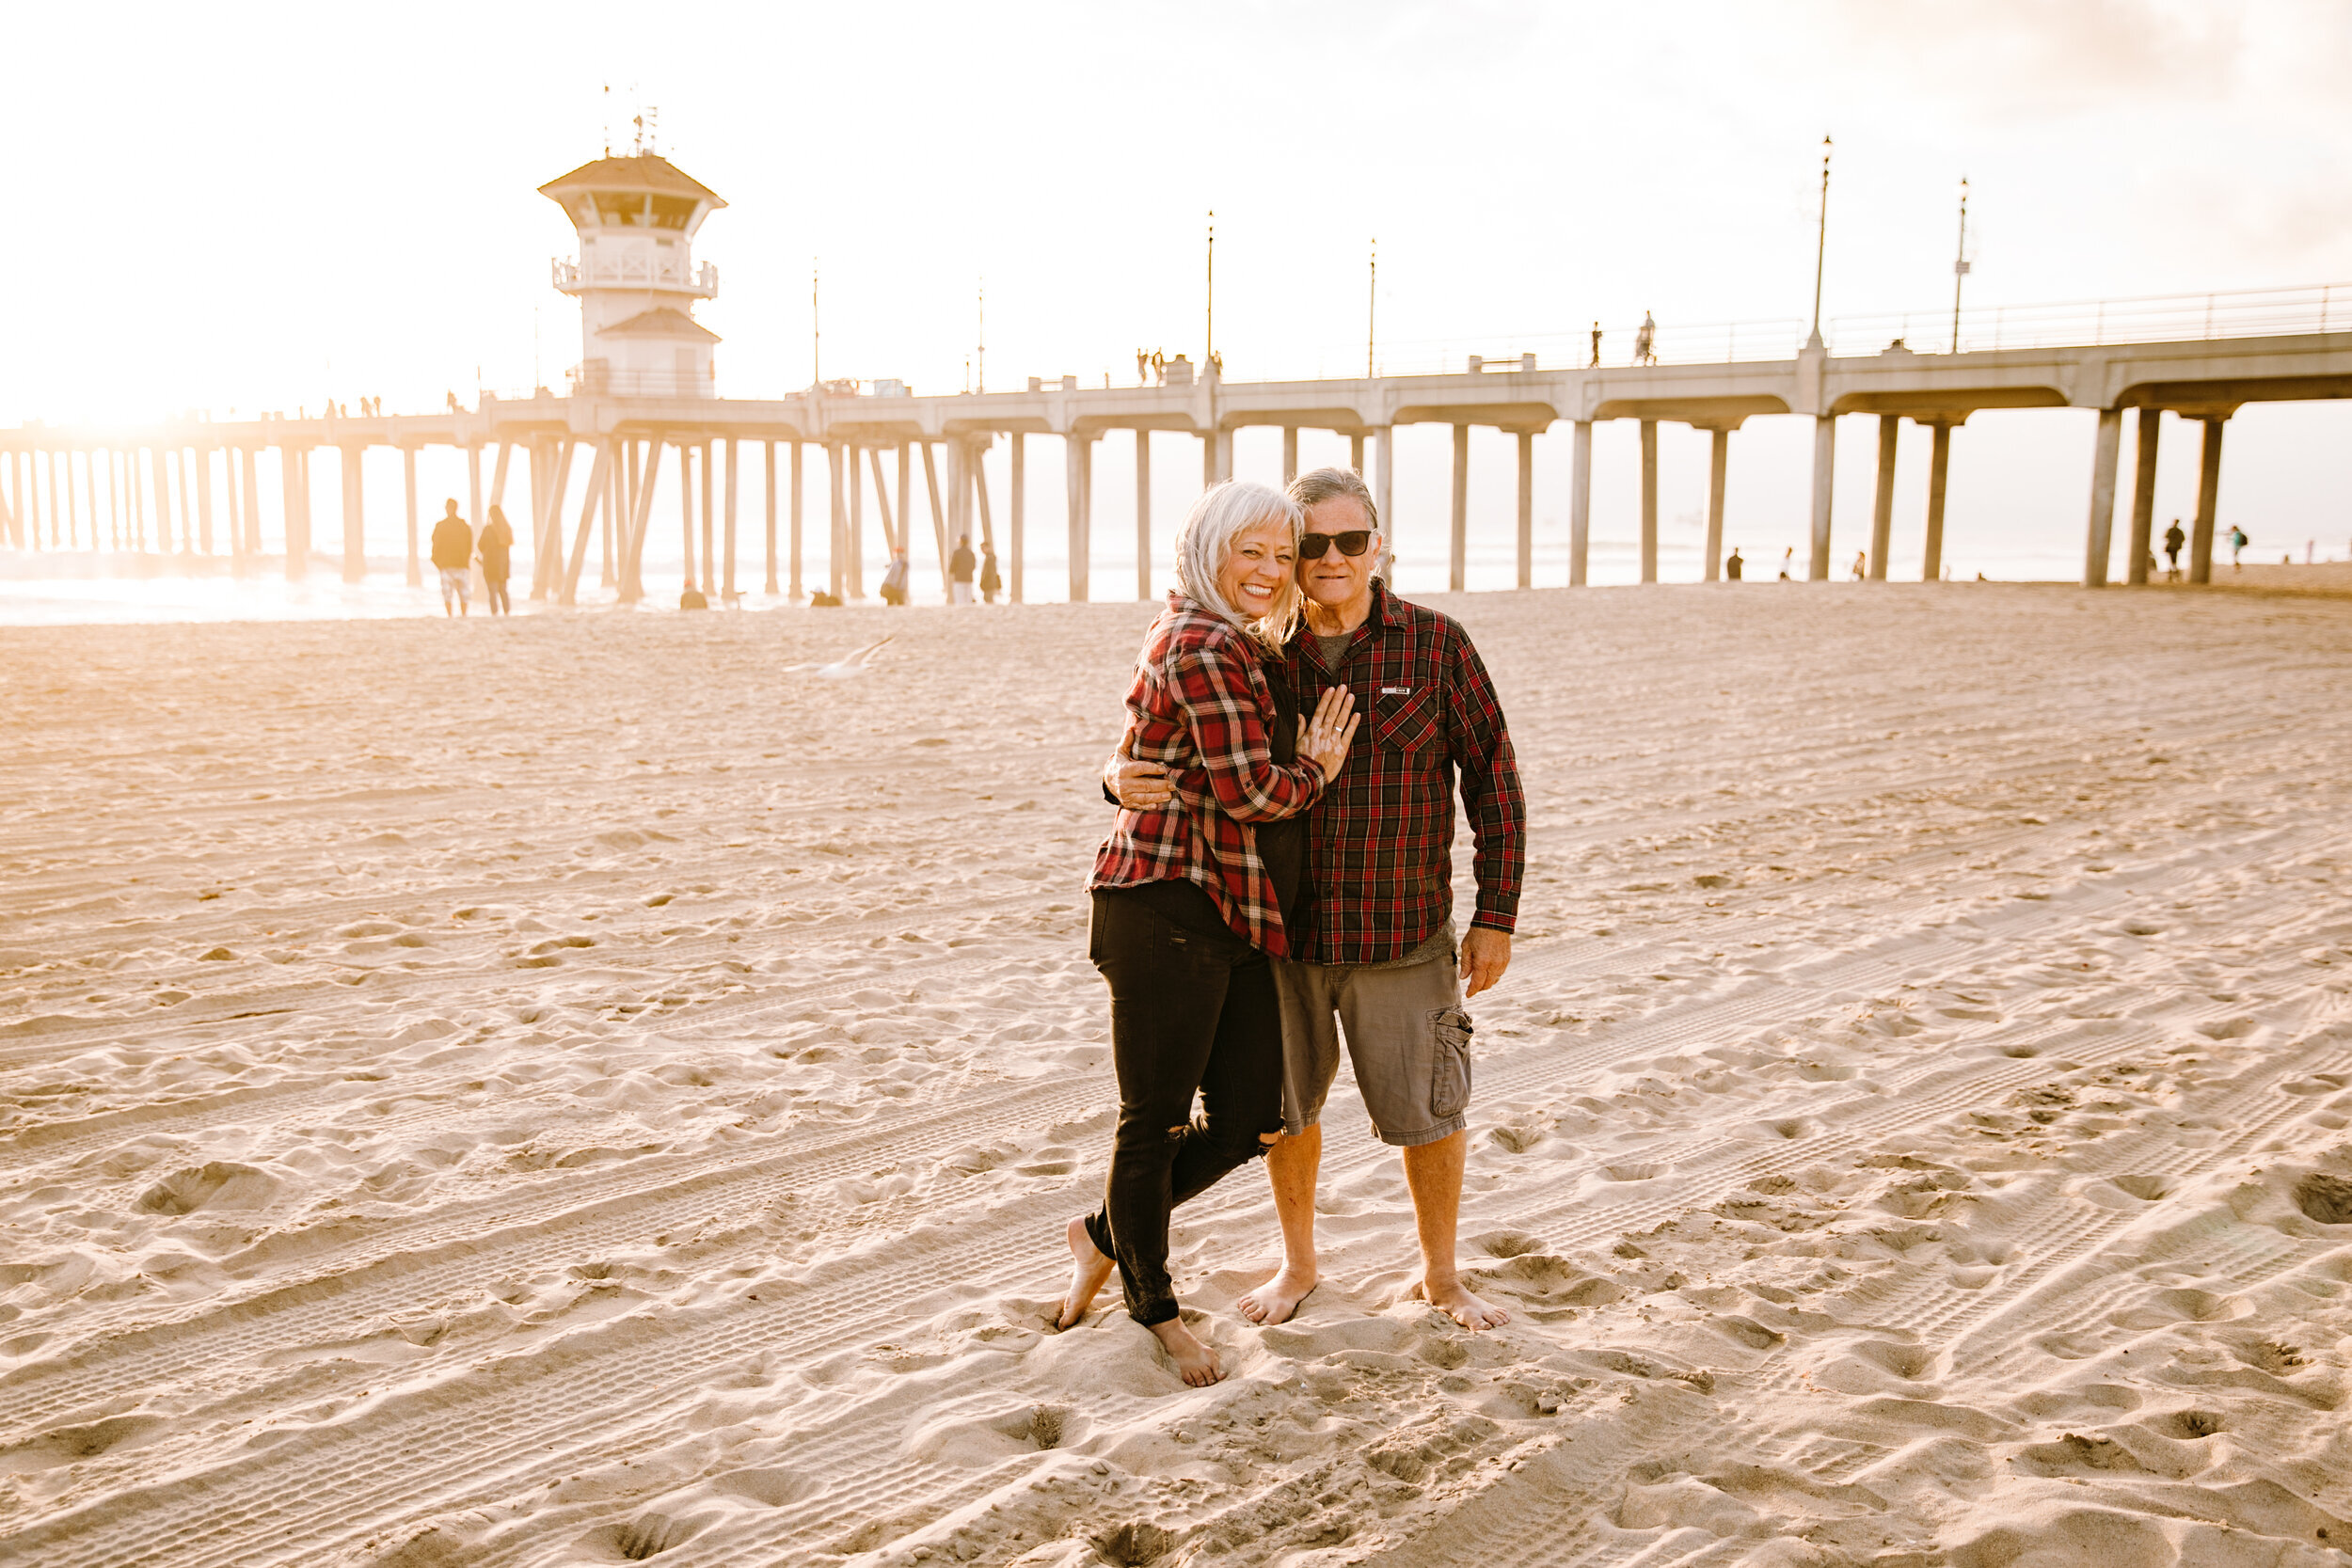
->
[1271,942,1474,1148]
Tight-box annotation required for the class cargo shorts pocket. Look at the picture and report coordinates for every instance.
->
[1429,1007,1474,1120]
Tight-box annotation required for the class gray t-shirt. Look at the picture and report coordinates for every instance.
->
[1314,632,1352,670]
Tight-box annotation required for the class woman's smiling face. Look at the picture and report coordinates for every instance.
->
[1216,518,1297,620]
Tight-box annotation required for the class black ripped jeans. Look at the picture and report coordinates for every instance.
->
[1084,883,1283,1327]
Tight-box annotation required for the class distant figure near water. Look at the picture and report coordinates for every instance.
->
[948,535,977,604]
[477,505,515,617]
[1851,550,1867,581]
[2164,519,2185,581]
[980,546,1003,604]
[1779,546,1794,580]
[1725,547,1743,580]
[430,500,473,618]
[881,548,910,607]
[2230,526,2249,570]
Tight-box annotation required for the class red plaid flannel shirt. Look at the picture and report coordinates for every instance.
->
[1089,595,1327,956]
[1279,581,1524,965]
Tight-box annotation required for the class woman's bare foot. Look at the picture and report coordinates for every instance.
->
[1235,1263,1318,1325]
[1057,1216,1115,1330]
[1148,1316,1223,1386]
[1416,1275,1510,1330]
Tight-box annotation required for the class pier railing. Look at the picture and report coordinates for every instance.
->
[1216,279,2352,386]
[1829,280,2352,357]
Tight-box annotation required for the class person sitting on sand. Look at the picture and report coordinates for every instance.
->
[430,500,472,618]
[1109,466,1527,1335]
[1057,481,1361,1387]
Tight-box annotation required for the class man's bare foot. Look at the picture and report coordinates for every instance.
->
[1148,1316,1223,1386]
[1057,1216,1115,1330]
[1415,1275,1510,1330]
[1236,1264,1318,1325]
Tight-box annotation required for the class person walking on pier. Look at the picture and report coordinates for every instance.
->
[430,500,473,618]
[1634,311,1658,366]
[1058,481,1362,1386]
[1589,323,1602,368]
[477,505,516,616]
[2164,519,2186,581]
[1107,466,1526,1336]
[948,534,977,604]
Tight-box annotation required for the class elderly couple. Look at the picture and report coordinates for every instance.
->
[1056,467,1525,1386]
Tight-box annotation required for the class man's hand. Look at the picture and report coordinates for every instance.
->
[1104,753,1175,811]
[1459,927,1511,999]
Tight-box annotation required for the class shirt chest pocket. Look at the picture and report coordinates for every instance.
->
[1371,682,1440,753]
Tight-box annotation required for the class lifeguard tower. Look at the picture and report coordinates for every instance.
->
[541,149,725,398]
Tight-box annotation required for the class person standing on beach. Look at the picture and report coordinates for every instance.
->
[1851,549,1867,580]
[880,547,910,607]
[2230,526,2249,570]
[430,500,473,618]
[1779,546,1794,580]
[1726,547,1743,581]
[979,546,1003,604]
[948,534,977,604]
[2164,519,2185,581]
[477,505,516,616]
[1059,481,1362,1387]
[1110,466,1525,1333]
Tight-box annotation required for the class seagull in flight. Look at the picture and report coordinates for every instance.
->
[786,635,894,677]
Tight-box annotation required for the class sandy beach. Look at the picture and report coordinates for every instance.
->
[4,583,2350,1568]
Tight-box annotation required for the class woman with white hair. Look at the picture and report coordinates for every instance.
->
[1057,481,1361,1386]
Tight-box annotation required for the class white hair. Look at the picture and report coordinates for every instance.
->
[1173,480,1303,651]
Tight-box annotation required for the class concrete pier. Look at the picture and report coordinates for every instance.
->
[1704,427,1729,583]
[1515,431,1534,590]
[1807,416,1836,580]
[1922,421,1953,581]
[2126,410,2159,586]
[7,319,2345,600]
[1135,431,1152,600]
[1638,419,1659,584]
[1568,421,1593,587]
[2189,418,2225,584]
[1868,415,1897,581]
[1066,433,1091,603]
[2082,405,2122,588]
[1450,424,1470,592]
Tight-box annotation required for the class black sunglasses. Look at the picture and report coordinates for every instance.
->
[1298,531,1374,560]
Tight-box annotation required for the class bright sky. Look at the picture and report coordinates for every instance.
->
[5,0,2347,584]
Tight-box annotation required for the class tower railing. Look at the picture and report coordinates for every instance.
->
[551,257,719,298]
[565,364,718,400]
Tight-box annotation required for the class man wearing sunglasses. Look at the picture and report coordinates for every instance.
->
[1110,466,1524,1331]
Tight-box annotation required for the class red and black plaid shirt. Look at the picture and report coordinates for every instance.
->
[1278,580,1524,965]
[1089,595,1327,956]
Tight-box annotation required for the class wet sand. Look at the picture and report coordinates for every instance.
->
[4,584,2350,1567]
